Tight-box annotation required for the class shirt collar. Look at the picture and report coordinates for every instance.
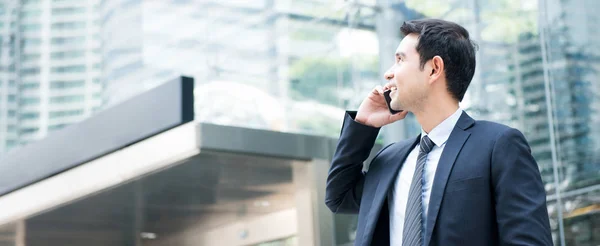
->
[421,108,463,147]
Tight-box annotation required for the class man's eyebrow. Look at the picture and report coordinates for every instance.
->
[395,52,406,58]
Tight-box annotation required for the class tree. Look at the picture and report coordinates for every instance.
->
[289,55,378,107]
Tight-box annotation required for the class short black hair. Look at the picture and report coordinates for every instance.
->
[400,18,477,102]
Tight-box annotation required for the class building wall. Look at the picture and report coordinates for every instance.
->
[0,0,102,156]
[0,0,20,153]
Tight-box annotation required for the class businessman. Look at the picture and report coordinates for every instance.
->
[325,19,552,246]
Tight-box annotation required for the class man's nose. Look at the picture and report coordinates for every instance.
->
[384,68,394,80]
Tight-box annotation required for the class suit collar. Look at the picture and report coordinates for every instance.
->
[422,108,464,147]
[456,110,475,130]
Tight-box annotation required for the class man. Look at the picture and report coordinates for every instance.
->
[325,19,553,246]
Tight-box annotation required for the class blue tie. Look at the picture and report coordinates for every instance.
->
[402,135,434,246]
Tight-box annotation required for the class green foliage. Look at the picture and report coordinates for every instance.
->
[289,57,350,105]
[295,116,342,138]
[405,0,538,43]
[289,56,379,106]
[287,55,378,138]
[290,28,336,42]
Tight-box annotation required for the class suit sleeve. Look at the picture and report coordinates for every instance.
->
[325,111,384,214]
[491,128,553,245]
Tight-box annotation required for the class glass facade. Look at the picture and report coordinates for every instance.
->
[0,0,598,245]
[98,0,381,137]
[94,2,600,243]
[0,0,102,153]
[540,0,600,244]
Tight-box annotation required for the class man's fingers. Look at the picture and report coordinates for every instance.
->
[390,110,409,121]
[372,85,384,95]
[383,82,395,91]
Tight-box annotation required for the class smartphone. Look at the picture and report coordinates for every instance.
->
[383,89,403,114]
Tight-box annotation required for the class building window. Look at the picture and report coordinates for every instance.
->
[23,0,41,6]
[23,38,42,45]
[20,127,38,135]
[49,109,83,118]
[23,38,42,48]
[50,95,84,103]
[22,54,41,62]
[20,112,39,120]
[21,23,41,32]
[21,67,40,75]
[50,80,85,89]
[51,21,86,30]
[20,97,40,106]
[48,124,67,131]
[21,83,40,90]
[51,50,85,60]
[51,36,85,45]
[7,125,16,132]
[51,65,86,73]
[6,140,17,149]
[52,7,86,15]
[21,9,42,19]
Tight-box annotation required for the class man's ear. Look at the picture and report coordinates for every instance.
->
[430,56,444,79]
[426,56,444,83]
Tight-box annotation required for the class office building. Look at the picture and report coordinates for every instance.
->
[97,0,382,138]
[0,0,103,156]
[0,0,598,245]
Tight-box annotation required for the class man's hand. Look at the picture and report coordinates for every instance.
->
[355,84,408,128]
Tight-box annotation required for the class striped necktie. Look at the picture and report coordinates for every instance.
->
[402,135,434,246]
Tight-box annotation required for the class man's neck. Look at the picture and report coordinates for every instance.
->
[412,99,460,134]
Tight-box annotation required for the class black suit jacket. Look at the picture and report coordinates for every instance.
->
[325,111,553,246]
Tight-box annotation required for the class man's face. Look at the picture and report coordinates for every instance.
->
[386,33,431,112]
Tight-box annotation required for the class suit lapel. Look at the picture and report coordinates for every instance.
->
[425,112,474,246]
[362,135,419,245]
[377,136,420,198]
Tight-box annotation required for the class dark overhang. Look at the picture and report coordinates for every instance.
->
[0,76,195,196]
